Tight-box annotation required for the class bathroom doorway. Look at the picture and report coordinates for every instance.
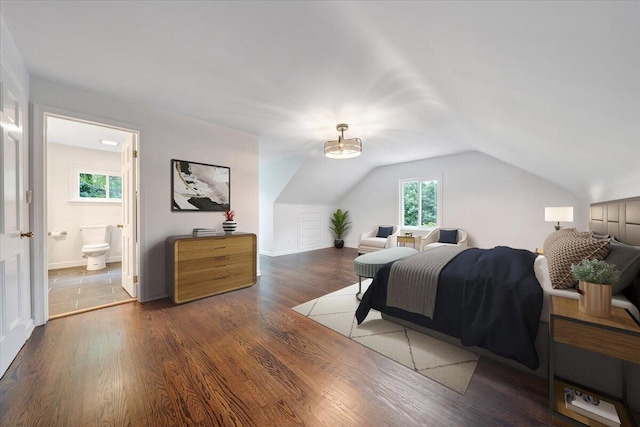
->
[45,115,139,318]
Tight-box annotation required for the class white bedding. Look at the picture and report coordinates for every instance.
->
[534,255,640,322]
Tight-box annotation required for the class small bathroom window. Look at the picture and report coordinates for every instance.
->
[70,167,122,203]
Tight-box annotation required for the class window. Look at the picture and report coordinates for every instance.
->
[71,169,121,202]
[400,178,439,228]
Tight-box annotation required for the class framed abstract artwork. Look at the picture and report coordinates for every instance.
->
[171,159,230,211]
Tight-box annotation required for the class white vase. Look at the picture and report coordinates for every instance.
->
[222,220,237,234]
[578,280,612,318]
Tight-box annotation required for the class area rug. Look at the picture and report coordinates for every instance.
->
[292,281,479,394]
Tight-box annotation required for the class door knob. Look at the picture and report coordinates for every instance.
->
[117,224,124,228]
[20,231,34,239]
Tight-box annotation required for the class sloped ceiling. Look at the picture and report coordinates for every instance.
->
[2,1,638,204]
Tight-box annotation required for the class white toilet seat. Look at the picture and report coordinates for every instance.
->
[81,243,110,252]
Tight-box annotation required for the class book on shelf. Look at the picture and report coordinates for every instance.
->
[564,387,620,427]
[192,228,219,237]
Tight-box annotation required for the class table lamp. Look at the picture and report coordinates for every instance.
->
[545,206,574,230]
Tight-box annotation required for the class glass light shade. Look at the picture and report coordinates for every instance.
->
[324,136,362,159]
[544,206,574,222]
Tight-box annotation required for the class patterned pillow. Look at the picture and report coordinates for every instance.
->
[543,228,578,255]
[543,229,593,256]
[546,235,611,289]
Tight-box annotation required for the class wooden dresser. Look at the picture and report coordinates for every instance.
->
[166,233,257,304]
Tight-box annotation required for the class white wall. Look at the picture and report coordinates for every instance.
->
[46,143,122,269]
[340,151,583,251]
[258,154,305,254]
[265,203,337,256]
[31,77,259,302]
[585,177,640,205]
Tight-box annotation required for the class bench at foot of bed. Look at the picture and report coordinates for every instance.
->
[353,247,419,300]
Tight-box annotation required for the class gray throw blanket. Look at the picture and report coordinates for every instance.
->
[386,246,468,318]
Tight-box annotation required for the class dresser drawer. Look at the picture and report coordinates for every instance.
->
[166,233,257,304]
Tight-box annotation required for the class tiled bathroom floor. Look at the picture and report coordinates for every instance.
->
[48,262,134,317]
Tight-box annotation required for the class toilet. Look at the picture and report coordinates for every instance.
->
[80,225,111,271]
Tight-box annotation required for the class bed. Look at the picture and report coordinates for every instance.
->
[355,197,640,372]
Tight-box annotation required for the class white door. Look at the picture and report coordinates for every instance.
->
[0,63,34,377]
[120,134,138,297]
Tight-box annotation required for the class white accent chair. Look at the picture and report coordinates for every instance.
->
[420,228,468,251]
[357,225,401,254]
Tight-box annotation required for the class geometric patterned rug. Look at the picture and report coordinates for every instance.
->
[292,281,479,394]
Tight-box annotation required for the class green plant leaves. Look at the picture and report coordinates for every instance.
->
[330,208,351,239]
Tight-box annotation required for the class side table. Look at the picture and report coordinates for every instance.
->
[397,235,418,249]
[549,296,640,426]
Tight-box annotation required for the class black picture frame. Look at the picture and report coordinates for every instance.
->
[171,159,230,212]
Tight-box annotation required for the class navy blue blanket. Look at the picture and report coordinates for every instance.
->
[355,246,543,369]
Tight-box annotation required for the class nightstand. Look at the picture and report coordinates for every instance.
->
[397,235,418,249]
[549,296,640,426]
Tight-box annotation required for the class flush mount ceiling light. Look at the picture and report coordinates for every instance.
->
[324,123,362,159]
[100,139,119,146]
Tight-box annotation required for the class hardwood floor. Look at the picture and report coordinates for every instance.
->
[0,248,552,426]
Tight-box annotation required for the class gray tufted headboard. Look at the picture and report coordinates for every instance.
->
[590,196,640,309]
[590,197,640,245]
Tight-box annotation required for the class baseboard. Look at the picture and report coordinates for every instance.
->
[48,256,122,270]
[260,244,334,257]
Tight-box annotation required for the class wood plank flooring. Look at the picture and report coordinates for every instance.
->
[0,248,553,426]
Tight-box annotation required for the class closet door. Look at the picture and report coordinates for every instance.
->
[0,61,34,378]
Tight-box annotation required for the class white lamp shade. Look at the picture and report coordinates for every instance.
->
[545,206,574,222]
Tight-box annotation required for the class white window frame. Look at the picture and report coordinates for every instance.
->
[399,176,442,230]
[69,166,122,204]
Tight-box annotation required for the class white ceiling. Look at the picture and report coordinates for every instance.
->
[47,116,133,153]
[2,1,639,202]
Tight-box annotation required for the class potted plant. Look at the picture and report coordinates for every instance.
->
[222,210,236,234]
[571,258,620,318]
[330,208,351,249]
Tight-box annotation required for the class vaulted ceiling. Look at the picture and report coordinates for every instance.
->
[2,1,638,204]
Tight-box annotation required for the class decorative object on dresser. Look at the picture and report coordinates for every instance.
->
[329,208,351,249]
[192,228,219,237]
[545,206,574,230]
[222,210,237,234]
[571,258,620,318]
[165,233,256,304]
[171,159,230,212]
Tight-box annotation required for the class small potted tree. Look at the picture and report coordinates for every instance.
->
[330,209,351,249]
[571,258,620,318]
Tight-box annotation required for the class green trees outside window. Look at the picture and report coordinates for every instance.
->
[109,175,122,199]
[402,179,437,228]
[80,173,106,198]
[79,172,121,200]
